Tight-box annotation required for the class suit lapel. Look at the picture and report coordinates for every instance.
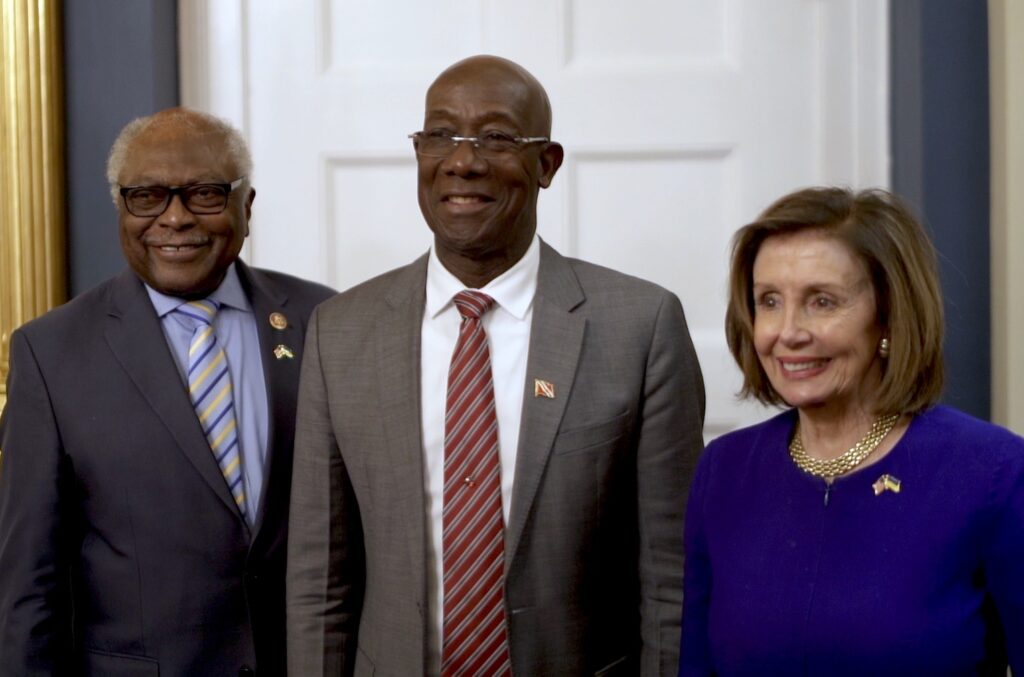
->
[103,269,241,518]
[378,256,430,606]
[506,243,586,565]
[237,261,300,537]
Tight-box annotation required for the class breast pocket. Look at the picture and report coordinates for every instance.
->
[552,410,629,455]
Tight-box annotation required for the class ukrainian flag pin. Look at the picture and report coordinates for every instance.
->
[872,474,901,496]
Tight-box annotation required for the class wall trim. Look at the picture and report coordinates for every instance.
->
[990,0,1024,431]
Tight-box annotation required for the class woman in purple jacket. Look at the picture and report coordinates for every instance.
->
[680,187,1023,676]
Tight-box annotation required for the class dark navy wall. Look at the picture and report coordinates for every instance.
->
[890,0,990,420]
[64,0,179,296]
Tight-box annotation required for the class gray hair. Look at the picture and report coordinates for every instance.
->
[105,107,253,205]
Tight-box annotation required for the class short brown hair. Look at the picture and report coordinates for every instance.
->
[725,187,944,414]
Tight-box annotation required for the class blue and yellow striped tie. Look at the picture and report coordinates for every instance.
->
[173,299,247,518]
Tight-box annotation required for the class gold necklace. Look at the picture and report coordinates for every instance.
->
[789,413,901,479]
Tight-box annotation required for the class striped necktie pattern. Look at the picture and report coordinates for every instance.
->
[173,299,247,519]
[441,290,512,676]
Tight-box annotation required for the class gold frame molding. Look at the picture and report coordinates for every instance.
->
[0,0,65,413]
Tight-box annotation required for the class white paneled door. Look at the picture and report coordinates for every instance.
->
[180,0,889,438]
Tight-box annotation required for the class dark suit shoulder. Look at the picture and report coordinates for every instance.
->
[243,266,336,329]
[12,274,123,345]
[547,250,680,318]
[563,255,672,295]
[316,256,426,317]
[247,266,336,305]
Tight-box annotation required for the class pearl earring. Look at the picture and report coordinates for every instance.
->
[879,337,890,358]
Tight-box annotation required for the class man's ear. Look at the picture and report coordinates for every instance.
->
[245,187,256,222]
[537,142,564,189]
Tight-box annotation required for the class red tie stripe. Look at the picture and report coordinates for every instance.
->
[441,291,512,676]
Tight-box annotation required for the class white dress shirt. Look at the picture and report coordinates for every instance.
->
[420,235,540,675]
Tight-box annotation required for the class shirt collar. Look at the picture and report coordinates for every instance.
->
[425,234,540,321]
[144,262,252,317]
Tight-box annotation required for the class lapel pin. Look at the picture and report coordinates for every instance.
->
[872,474,902,496]
[269,312,289,330]
[534,378,555,399]
[273,344,295,360]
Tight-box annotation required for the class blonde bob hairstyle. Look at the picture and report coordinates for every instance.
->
[725,186,944,415]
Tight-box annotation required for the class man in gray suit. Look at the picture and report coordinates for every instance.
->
[286,55,705,676]
[0,108,334,675]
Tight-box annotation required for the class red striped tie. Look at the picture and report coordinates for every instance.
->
[441,291,513,676]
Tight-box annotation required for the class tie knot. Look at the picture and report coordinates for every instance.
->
[453,290,495,320]
[172,299,220,327]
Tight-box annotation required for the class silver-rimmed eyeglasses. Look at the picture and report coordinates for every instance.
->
[409,130,549,159]
[119,177,247,217]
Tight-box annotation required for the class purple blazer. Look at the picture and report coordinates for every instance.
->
[680,405,1023,676]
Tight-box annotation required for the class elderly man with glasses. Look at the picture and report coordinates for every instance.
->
[0,107,334,675]
[286,55,706,676]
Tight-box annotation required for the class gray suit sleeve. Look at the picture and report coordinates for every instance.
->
[636,292,705,676]
[286,307,364,676]
[0,330,74,675]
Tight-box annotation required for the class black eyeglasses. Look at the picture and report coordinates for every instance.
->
[409,130,549,159]
[119,177,246,217]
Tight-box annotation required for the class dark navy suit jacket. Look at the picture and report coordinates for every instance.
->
[0,261,334,676]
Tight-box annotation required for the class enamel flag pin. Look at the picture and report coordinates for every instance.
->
[534,378,555,399]
[273,344,295,360]
[872,474,902,496]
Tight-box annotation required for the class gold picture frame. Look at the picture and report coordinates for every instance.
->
[0,0,65,414]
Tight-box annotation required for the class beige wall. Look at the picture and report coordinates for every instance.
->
[990,0,1024,432]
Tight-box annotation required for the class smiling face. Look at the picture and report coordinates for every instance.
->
[416,56,562,286]
[752,229,884,417]
[117,118,254,299]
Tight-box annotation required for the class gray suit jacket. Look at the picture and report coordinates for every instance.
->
[287,242,705,676]
[0,262,334,676]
